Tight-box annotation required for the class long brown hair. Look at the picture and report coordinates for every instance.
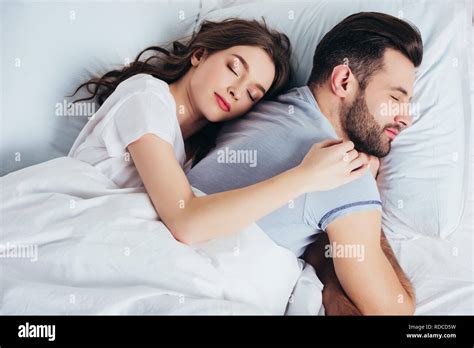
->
[70,18,292,166]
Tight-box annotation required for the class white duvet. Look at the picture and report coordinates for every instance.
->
[0,157,321,315]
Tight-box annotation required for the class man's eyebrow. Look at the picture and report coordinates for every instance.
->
[231,53,267,94]
[391,86,413,100]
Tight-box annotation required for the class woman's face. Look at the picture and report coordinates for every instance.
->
[188,45,276,122]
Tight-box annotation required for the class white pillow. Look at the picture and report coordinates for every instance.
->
[199,0,472,240]
[0,0,200,176]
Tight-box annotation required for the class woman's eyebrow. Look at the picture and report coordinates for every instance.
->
[231,54,267,94]
[231,54,249,71]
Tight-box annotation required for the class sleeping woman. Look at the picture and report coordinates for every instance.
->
[68,18,370,244]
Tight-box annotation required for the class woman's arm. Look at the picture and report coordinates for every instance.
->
[128,133,368,244]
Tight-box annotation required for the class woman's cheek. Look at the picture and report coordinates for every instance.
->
[205,64,228,86]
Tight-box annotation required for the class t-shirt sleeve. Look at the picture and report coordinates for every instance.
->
[100,91,177,157]
[303,171,382,231]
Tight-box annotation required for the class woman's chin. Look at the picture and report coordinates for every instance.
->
[203,111,227,123]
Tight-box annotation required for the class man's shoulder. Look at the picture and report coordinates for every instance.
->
[258,85,316,110]
[303,171,382,231]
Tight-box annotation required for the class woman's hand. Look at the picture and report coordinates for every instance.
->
[297,139,369,192]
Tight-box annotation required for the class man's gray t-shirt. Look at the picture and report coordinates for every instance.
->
[187,86,382,257]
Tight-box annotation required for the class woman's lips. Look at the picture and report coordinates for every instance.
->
[384,128,399,141]
[214,92,231,112]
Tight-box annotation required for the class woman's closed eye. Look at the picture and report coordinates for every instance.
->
[227,62,261,102]
[228,64,256,102]
[227,64,239,77]
[247,91,255,102]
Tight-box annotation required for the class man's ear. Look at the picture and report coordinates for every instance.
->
[330,64,355,99]
[190,48,207,67]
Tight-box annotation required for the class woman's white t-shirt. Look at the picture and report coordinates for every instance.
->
[68,73,188,188]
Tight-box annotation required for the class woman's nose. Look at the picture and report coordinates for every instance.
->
[229,87,241,101]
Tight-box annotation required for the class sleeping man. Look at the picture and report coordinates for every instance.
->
[186,12,423,315]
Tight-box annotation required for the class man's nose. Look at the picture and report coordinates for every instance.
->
[394,114,412,130]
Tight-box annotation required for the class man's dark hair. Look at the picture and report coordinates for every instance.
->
[307,12,423,89]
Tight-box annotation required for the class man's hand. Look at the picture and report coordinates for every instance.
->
[323,281,362,316]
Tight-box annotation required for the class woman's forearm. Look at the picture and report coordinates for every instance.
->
[129,134,366,245]
[129,134,311,245]
[172,166,307,244]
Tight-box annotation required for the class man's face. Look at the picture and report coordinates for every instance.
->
[340,48,416,157]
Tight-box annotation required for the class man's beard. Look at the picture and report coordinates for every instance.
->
[340,90,396,158]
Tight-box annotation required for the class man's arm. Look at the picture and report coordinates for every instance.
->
[304,232,361,315]
[304,211,415,315]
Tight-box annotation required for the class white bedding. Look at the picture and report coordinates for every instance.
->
[0,156,320,315]
[1,154,469,316]
[388,145,473,314]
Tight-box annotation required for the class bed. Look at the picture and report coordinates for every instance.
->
[0,0,472,315]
